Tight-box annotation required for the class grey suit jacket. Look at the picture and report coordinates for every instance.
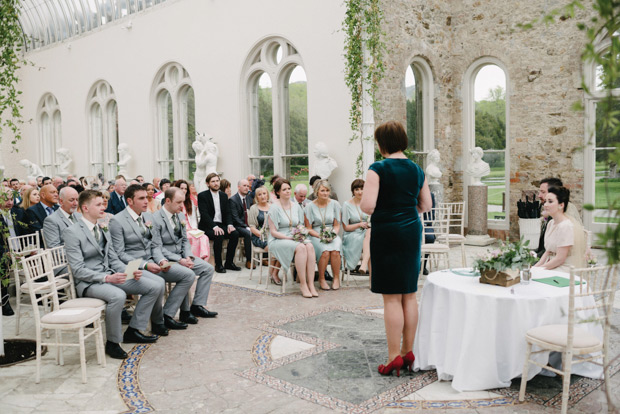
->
[151,208,192,262]
[63,220,124,296]
[109,209,165,265]
[42,210,82,248]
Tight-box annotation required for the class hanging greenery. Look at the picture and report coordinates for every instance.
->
[0,0,28,154]
[342,0,387,174]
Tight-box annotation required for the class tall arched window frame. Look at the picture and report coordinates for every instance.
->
[462,57,510,230]
[152,63,195,180]
[242,37,309,181]
[404,56,435,167]
[37,93,62,175]
[87,81,119,179]
[583,35,620,232]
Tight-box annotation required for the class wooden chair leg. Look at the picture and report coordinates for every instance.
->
[560,352,572,414]
[519,342,533,401]
[35,330,42,384]
[79,327,87,383]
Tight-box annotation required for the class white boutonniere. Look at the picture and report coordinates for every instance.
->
[180,220,186,227]
[145,221,153,229]
[99,223,108,232]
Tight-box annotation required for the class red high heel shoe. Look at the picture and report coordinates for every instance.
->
[378,355,404,377]
[402,351,415,372]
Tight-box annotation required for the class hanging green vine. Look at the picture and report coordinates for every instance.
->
[343,0,387,175]
[0,0,29,158]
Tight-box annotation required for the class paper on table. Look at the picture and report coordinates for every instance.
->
[124,259,142,280]
[534,276,583,287]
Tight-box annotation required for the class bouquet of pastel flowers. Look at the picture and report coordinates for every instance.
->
[473,238,538,274]
[292,224,309,243]
[319,226,337,244]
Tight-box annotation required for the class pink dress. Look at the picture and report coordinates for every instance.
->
[183,204,210,260]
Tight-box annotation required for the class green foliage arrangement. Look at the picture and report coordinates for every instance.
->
[0,0,28,151]
[472,239,538,273]
[343,0,387,175]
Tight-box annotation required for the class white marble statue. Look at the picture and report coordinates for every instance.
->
[313,142,338,179]
[425,149,442,185]
[19,159,45,182]
[203,139,219,176]
[465,147,491,186]
[193,139,208,193]
[56,148,72,178]
[117,143,131,177]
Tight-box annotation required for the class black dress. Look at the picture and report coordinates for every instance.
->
[369,158,425,294]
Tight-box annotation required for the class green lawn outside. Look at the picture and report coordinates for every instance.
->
[595,180,620,209]
[488,211,506,220]
[487,186,505,206]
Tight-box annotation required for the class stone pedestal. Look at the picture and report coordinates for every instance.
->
[465,185,496,246]
[429,183,444,205]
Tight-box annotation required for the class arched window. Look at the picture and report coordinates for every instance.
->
[242,37,308,184]
[463,58,509,229]
[37,93,61,175]
[152,63,195,180]
[584,34,620,231]
[404,57,434,166]
[87,81,118,179]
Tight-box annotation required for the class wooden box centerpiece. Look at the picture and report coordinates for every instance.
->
[473,239,538,287]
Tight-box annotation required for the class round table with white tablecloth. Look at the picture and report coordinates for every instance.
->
[413,267,603,392]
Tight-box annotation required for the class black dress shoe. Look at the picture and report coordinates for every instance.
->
[121,309,132,325]
[164,315,187,330]
[224,262,241,271]
[190,305,218,318]
[423,268,429,275]
[105,341,128,359]
[215,265,226,273]
[180,311,198,324]
[151,323,169,336]
[2,301,15,316]
[123,327,158,343]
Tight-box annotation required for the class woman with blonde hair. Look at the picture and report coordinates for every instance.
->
[20,187,40,210]
[248,186,281,284]
[342,178,371,275]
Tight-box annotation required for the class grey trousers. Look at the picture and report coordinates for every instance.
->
[153,264,195,317]
[186,257,215,308]
[82,273,165,343]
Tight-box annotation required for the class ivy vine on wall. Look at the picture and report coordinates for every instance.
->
[342,0,387,174]
[0,0,28,154]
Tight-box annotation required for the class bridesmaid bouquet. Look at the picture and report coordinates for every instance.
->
[292,225,309,243]
[319,226,337,244]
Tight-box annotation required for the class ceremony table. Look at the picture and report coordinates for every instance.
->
[413,267,603,391]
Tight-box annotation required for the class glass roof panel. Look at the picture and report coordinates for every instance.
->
[17,0,166,51]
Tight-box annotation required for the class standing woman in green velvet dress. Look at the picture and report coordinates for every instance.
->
[361,121,432,377]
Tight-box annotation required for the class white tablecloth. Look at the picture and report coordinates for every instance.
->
[413,267,603,391]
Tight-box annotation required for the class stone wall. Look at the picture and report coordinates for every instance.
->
[375,0,595,238]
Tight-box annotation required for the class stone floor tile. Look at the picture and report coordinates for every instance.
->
[270,335,315,359]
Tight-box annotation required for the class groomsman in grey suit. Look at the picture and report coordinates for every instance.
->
[152,188,217,323]
[42,186,81,248]
[109,184,194,330]
[63,190,167,360]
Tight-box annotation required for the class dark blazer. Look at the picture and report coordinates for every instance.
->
[106,191,126,215]
[25,202,59,235]
[229,193,254,228]
[197,190,233,231]
[0,207,28,256]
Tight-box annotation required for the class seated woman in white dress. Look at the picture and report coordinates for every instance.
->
[268,178,318,298]
[534,186,585,273]
[342,178,371,275]
[305,179,342,290]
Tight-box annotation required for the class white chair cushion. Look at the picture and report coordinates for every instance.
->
[526,324,601,349]
[41,307,100,325]
[20,278,70,293]
[60,298,106,309]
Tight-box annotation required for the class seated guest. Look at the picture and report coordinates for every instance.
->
[536,177,583,257]
[229,179,254,269]
[144,183,161,213]
[20,187,40,210]
[189,183,198,205]
[268,179,318,298]
[294,184,309,208]
[1,188,28,316]
[41,176,52,187]
[268,175,281,202]
[107,182,115,193]
[220,178,232,198]
[99,191,114,224]
[534,186,586,273]
[52,176,64,188]
[64,190,167,359]
[36,176,44,188]
[173,179,209,260]
[9,179,22,206]
[106,178,127,215]
[25,184,59,237]
[109,184,194,330]
[198,173,240,273]
[247,174,265,200]
[151,188,217,322]
[152,177,162,197]
[155,178,171,203]
[136,175,145,184]
[305,179,343,290]
[307,175,339,201]
[249,186,280,284]
[42,187,80,248]
[342,179,371,275]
